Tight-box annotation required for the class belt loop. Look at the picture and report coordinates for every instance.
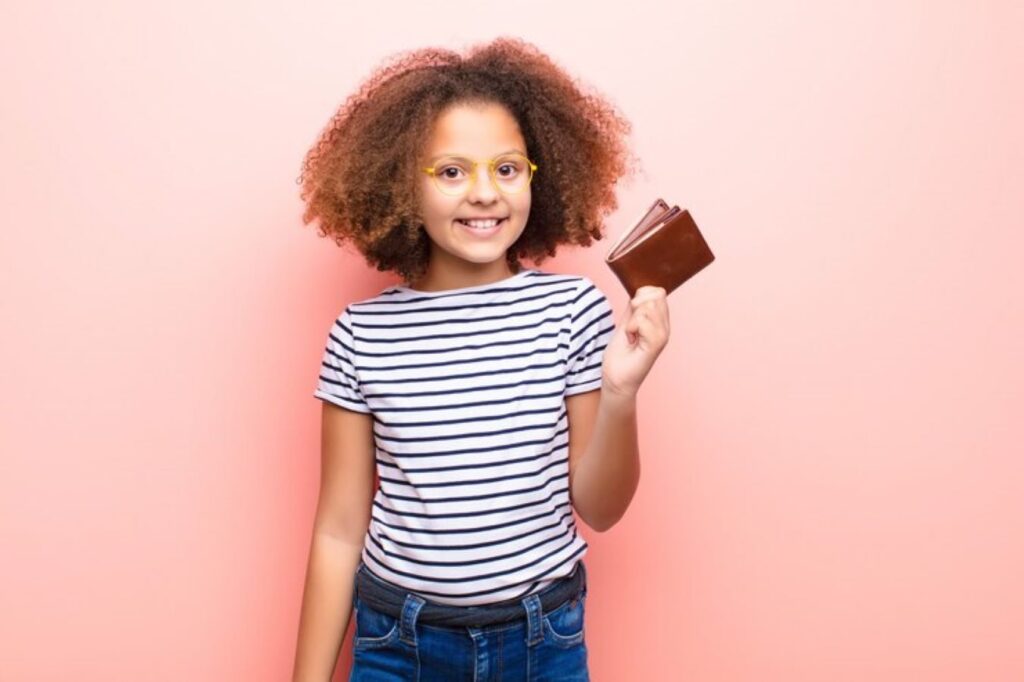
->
[521,593,544,647]
[399,593,426,647]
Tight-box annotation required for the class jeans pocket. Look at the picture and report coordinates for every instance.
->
[352,596,401,650]
[542,593,586,648]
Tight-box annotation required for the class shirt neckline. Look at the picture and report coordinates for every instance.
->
[395,269,534,295]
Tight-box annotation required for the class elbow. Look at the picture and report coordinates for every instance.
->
[574,504,610,533]
[584,510,624,533]
[581,481,641,533]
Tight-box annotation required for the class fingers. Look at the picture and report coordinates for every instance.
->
[630,286,666,307]
[630,286,669,337]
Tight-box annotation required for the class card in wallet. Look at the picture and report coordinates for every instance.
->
[604,198,715,298]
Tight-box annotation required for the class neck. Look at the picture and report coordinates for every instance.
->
[409,260,521,292]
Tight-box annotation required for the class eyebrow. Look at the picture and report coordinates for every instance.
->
[428,148,526,163]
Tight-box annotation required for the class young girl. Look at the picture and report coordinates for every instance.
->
[292,36,670,682]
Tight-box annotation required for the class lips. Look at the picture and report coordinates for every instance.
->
[455,217,507,228]
[455,217,507,237]
[456,217,508,224]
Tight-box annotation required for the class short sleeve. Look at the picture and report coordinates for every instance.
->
[313,306,372,413]
[565,277,615,396]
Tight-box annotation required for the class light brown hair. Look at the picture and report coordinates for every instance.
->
[297,36,641,283]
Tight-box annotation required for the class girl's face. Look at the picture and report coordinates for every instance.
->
[414,101,532,288]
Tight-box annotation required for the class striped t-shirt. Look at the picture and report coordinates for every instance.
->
[313,268,615,606]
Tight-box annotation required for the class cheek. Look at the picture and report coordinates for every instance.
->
[516,194,532,216]
[419,194,457,222]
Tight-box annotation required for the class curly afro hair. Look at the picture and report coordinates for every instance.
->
[297,36,642,284]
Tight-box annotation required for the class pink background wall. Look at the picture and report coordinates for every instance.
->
[2,2,1022,680]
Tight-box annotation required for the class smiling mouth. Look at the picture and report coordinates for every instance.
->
[455,217,508,229]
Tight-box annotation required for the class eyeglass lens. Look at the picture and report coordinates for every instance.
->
[431,154,533,195]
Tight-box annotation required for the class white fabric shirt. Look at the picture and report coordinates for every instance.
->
[313,268,614,606]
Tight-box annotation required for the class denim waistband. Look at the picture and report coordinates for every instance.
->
[353,560,587,628]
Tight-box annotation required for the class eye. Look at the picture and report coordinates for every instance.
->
[496,160,524,178]
[438,165,464,179]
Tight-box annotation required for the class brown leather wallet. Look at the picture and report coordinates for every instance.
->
[605,199,715,298]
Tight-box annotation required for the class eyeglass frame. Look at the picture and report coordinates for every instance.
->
[420,153,538,196]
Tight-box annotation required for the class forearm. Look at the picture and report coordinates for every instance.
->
[570,389,641,532]
[292,532,364,682]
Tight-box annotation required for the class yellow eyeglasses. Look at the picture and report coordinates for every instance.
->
[421,153,538,196]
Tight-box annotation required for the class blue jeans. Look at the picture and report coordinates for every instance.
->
[349,563,590,681]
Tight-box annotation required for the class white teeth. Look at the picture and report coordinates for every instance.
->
[458,218,503,229]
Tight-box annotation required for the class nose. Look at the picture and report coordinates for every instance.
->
[465,163,500,203]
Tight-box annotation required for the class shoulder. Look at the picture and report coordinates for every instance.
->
[528,269,599,294]
[571,274,611,307]
[349,288,396,308]
[336,287,401,323]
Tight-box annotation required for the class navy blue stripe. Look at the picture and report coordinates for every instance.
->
[374,405,561,431]
[364,529,578,577]
[324,332,357,358]
[368,388,566,415]
[353,311,572,345]
[375,510,575,550]
[360,368,565,401]
[380,471,567,504]
[374,438,568,474]
[355,335,565,368]
[378,456,566,489]
[317,366,362,387]
[568,339,611,369]
[362,373,567,401]
[367,524,575,567]
[372,408,566,444]
[569,308,612,348]
[370,502,573,536]
[359,355,565,388]
[361,536,587,599]
[567,359,605,380]
[375,423,569,459]
[366,273,576,306]
[373,486,569,519]
[353,283,577,322]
